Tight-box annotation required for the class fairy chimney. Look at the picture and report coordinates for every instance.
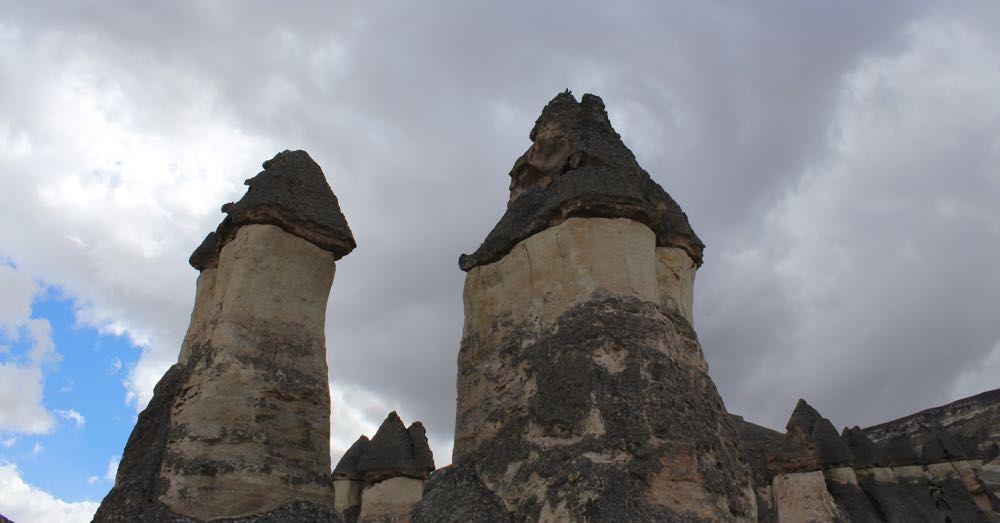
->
[94,150,355,521]
[414,91,756,521]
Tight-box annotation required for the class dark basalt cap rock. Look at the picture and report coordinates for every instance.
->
[920,427,971,463]
[188,231,220,270]
[784,399,855,468]
[190,150,356,270]
[332,435,371,480]
[883,435,921,466]
[458,90,704,272]
[355,411,435,482]
[842,426,886,469]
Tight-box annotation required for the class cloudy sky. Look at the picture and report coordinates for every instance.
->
[2,1,999,521]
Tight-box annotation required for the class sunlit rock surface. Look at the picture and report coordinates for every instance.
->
[93,150,354,522]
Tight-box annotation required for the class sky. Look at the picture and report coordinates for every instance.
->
[1,1,999,521]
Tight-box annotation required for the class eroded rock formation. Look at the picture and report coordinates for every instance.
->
[89,95,999,523]
[94,150,355,522]
[414,91,756,521]
[333,411,435,523]
[865,387,1000,464]
[735,395,1000,522]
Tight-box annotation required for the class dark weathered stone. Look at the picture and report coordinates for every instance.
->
[865,386,1000,461]
[438,294,755,520]
[921,426,972,462]
[355,412,435,482]
[856,473,993,523]
[94,499,344,523]
[211,500,344,522]
[1,513,14,523]
[407,422,436,474]
[732,414,784,485]
[332,436,370,481]
[842,426,886,469]
[785,399,854,468]
[92,347,200,523]
[731,415,785,522]
[458,91,703,271]
[188,231,220,270]
[883,435,922,467]
[825,478,881,523]
[858,476,942,523]
[191,150,355,269]
[410,466,512,523]
[937,477,993,521]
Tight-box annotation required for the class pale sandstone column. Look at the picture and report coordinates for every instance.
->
[414,92,756,521]
[94,150,356,521]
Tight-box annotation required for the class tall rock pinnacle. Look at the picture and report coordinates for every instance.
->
[94,150,354,521]
[414,92,756,521]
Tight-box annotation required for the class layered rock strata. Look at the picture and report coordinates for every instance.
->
[415,91,756,521]
[94,150,355,522]
[865,387,1000,463]
[735,398,1000,522]
[333,411,435,523]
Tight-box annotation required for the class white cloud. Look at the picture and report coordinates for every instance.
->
[0,264,37,339]
[104,456,119,484]
[713,18,1000,429]
[329,381,454,468]
[0,437,15,448]
[329,382,393,466]
[0,24,279,415]
[952,341,1000,400]
[0,263,62,436]
[27,442,43,458]
[86,475,99,485]
[55,409,85,430]
[0,363,54,434]
[0,463,98,523]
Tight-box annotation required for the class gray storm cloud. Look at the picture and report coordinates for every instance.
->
[1,1,998,473]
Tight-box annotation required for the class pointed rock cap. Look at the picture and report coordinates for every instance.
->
[332,435,371,480]
[841,426,886,469]
[458,91,704,272]
[784,399,854,468]
[190,150,356,270]
[356,411,436,482]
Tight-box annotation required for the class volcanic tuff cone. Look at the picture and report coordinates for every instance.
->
[414,92,756,521]
[94,150,353,522]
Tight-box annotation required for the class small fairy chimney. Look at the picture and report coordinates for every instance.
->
[333,411,435,523]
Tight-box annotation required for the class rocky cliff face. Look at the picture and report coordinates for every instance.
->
[93,150,355,522]
[734,392,1000,522]
[865,387,1000,463]
[414,91,756,521]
